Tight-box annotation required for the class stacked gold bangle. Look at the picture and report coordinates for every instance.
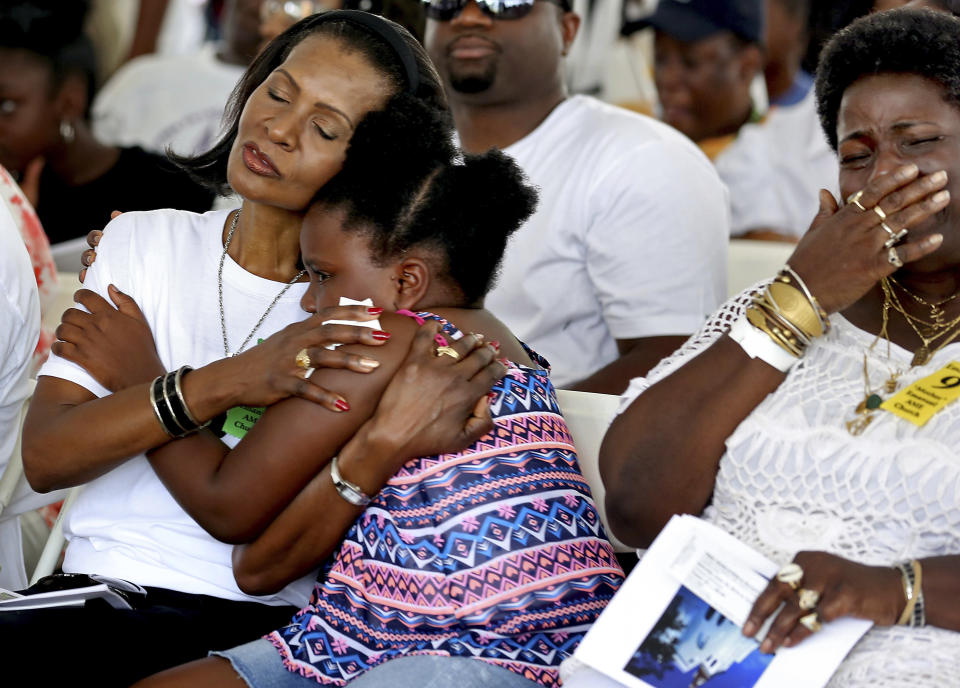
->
[746,267,831,359]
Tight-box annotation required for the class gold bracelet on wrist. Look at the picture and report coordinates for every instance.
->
[746,305,804,357]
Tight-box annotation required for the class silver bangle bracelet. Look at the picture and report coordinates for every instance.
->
[148,375,176,438]
[330,455,372,507]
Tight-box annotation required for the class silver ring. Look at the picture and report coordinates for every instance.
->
[303,367,316,379]
[880,223,909,248]
[888,247,904,268]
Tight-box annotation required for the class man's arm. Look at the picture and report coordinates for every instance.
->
[565,335,687,394]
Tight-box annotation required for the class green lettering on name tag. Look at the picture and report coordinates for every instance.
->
[223,405,265,440]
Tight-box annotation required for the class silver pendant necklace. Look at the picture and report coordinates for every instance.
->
[218,209,306,357]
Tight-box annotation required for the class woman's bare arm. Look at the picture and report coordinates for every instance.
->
[600,336,785,548]
[231,326,506,594]
[145,318,501,545]
[23,293,388,493]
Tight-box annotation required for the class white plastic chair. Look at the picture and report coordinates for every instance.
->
[41,276,78,337]
[48,236,89,274]
[0,378,75,589]
[555,389,632,553]
[727,238,795,297]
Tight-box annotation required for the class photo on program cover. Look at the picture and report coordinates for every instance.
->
[623,585,774,688]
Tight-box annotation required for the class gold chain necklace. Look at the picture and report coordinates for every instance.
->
[847,298,901,435]
[889,276,960,328]
[881,278,960,366]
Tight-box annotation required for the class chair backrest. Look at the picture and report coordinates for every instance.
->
[0,377,77,588]
[41,275,78,337]
[555,389,632,553]
[727,238,795,297]
[0,378,36,518]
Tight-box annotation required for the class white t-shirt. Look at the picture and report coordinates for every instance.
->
[716,88,839,240]
[93,43,244,156]
[486,95,729,387]
[38,208,314,606]
[0,195,41,590]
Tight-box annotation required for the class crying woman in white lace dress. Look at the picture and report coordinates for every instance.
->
[599,9,960,687]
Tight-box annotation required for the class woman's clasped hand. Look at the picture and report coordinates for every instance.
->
[52,285,396,411]
[788,162,950,315]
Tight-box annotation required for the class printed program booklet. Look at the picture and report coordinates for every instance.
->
[0,573,146,611]
[574,515,871,688]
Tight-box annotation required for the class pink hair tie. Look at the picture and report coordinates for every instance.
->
[395,309,426,325]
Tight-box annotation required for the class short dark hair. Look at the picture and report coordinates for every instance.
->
[919,0,960,15]
[313,95,538,305]
[173,12,448,196]
[815,8,960,150]
[0,1,97,116]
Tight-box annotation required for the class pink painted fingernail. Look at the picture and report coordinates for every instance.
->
[368,307,383,315]
[372,330,391,341]
[334,399,350,412]
[490,340,501,351]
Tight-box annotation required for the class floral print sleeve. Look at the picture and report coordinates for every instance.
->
[0,165,58,371]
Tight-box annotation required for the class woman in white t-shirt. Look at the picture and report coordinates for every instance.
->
[10,12,500,688]
[597,9,960,687]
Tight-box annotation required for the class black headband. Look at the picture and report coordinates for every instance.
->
[310,10,420,94]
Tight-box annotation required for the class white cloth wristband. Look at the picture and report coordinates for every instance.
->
[728,314,798,373]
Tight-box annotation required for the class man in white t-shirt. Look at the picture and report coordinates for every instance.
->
[0,189,41,591]
[424,0,728,392]
[92,0,260,156]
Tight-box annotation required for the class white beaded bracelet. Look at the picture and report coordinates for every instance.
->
[728,314,799,373]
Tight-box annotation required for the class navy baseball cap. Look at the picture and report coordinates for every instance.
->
[642,0,764,44]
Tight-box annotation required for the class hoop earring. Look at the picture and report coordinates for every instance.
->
[60,120,75,144]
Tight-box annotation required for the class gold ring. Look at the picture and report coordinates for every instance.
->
[797,588,820,611]
[295,348,311,369]
[847,189,867,212]
[799,611,822,632]
[435,345,460,360]
[776,562,804,590]
[874,204,888,221]
[888,247,904,268]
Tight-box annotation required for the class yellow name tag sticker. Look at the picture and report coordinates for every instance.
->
[223,405,265,439]
[881,361,960,426]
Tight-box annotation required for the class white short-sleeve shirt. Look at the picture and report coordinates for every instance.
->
[37,208,314,606]
[485,95,729,386]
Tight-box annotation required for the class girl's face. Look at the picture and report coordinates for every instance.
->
[0,49,62,174]
[299,205,402,312]
[227,34,393,212]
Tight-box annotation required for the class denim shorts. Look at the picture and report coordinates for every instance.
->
[213,638,542,688]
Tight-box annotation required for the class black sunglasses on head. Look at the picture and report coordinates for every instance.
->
[423,0,571,21]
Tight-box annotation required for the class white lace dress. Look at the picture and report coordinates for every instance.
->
[619,284,960,687]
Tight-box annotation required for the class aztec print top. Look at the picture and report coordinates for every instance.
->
[266,312,624,686]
